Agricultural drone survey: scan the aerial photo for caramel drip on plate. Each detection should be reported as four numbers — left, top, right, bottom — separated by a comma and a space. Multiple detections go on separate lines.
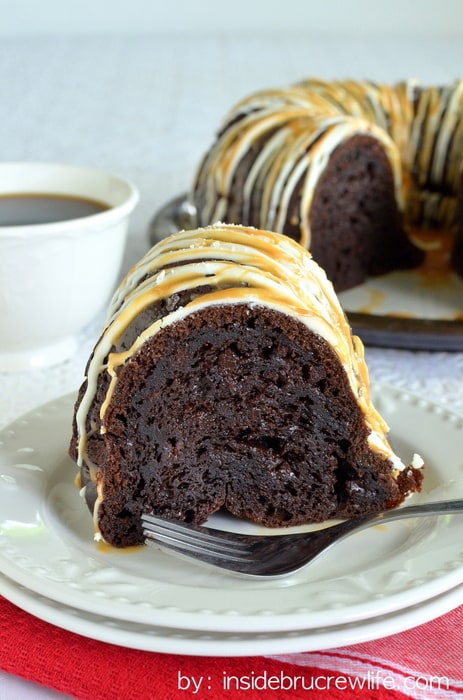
406, 226, 454, 275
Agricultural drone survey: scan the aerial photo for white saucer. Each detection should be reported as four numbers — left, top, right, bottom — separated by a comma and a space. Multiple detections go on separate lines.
2, 572, 462, 656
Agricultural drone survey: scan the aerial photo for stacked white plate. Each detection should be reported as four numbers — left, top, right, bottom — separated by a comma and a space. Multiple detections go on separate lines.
1, 385, 462, 656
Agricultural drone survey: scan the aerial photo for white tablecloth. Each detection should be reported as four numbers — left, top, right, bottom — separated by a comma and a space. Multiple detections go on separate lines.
1, 33, 463, 698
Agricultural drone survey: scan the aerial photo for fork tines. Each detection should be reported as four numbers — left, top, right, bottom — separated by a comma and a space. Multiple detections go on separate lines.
141, 513, 252, 562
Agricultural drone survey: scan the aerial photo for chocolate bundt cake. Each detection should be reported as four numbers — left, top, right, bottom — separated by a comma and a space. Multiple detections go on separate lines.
69, 224, 423, 548
192, 78, 463, 291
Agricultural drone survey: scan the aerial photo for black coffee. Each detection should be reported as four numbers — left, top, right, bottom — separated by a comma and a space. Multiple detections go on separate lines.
0, 193, 109, 226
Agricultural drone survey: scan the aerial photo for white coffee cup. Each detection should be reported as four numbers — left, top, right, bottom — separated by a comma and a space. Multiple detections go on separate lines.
0, 162, 139, 372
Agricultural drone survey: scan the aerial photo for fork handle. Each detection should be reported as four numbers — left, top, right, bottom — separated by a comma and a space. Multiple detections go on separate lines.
348, 498, 463, 531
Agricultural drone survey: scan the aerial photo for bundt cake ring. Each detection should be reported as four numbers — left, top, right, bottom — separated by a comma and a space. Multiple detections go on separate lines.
191, 78, 463, 293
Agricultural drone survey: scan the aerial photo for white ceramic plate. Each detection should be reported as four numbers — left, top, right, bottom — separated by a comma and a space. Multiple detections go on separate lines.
2, 571, 462, 656
0, 386, 463, 634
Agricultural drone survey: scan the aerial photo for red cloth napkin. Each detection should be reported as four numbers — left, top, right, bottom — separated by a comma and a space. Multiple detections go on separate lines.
1, 596, 462, 700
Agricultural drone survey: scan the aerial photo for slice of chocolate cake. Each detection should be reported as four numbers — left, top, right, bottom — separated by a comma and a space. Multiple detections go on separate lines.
69, 224, 423, 547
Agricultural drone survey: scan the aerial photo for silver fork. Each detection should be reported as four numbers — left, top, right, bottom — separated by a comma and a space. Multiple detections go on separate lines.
142, 498, 463, 578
